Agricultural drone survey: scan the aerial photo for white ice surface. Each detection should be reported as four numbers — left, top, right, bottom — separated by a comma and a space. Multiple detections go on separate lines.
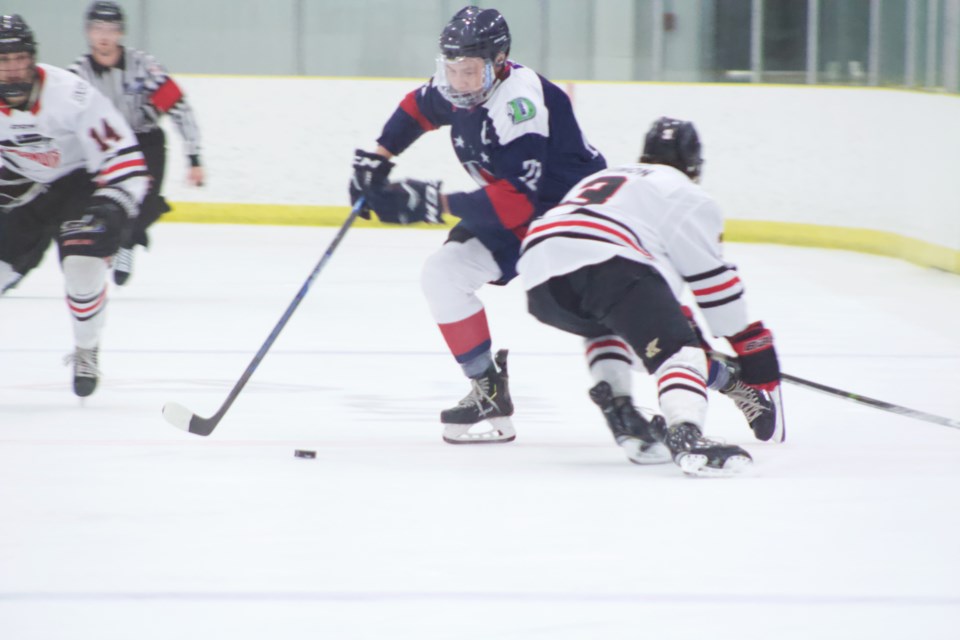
1, 224, 959, 639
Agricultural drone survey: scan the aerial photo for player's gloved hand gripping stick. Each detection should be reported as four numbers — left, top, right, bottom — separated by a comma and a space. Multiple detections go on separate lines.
161, 198, 366, 436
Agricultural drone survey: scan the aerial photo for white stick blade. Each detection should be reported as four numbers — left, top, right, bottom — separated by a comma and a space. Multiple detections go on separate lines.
162, 402, 196, 431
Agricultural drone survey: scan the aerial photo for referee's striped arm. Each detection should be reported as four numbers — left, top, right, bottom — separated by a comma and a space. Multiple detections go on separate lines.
135, 50, 202, 161
69, 50, 202, 163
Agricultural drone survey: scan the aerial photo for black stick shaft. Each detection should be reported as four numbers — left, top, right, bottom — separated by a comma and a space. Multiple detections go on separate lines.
779, 371, 960, 430
712, 353, 959, 430
187, 202, 364, 436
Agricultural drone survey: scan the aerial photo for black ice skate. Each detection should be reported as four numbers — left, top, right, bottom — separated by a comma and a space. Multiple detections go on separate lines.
65, 346, 100, 398
718, 362, 786, 442
588, 382, 670, 465
441, 349, 516, 444
113, 246, 134, 286
663, 422, 752, 477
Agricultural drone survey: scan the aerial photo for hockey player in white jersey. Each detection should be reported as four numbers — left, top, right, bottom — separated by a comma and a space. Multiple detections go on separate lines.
0, 14, 148, 397
70, 1, 204, 285
518, 118, 783, 477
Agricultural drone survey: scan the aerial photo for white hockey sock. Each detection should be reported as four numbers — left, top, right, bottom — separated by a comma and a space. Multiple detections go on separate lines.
63, 255, 109, 349
584, 335, 633, 396
655, 346, 709, 427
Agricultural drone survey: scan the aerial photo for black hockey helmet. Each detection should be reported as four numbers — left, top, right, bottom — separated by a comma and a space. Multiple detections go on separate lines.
86, 1, 125, 28
0, 14, 36, 55
0, 14, 38, 105
439, 6, 511, 63
640, 117, 703, 180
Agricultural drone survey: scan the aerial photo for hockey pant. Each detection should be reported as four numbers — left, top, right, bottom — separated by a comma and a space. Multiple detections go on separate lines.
421, 235, 502, 378
526, 256, 709, 428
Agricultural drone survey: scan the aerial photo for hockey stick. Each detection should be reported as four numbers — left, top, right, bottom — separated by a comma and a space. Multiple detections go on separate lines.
778, 370, 960, 430
161, 199, 365, 436
713, 354, 960, 430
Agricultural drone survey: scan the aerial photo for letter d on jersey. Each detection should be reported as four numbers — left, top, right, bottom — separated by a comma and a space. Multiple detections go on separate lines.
508, 97, 536, 124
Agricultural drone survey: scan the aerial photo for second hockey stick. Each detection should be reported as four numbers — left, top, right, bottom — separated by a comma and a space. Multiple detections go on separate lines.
778, 370, 960, 430
713, 353, 960, 430
161, 198, 365, 436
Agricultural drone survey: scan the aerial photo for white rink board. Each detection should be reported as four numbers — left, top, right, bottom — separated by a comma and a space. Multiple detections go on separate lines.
160, 77, 960, 250
1, 224, 959, 639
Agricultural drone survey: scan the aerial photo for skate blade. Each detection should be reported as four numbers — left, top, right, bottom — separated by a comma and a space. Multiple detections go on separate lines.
619, 439, 671, 465
442, 416, 516, 445
678, 453, 753, 477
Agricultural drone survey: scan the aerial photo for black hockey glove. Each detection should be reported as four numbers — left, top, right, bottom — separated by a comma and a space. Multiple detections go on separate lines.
59, 196, 128, 258
366, 179, 444, 225
349, 149, 394, 219
727, 321, 780, 392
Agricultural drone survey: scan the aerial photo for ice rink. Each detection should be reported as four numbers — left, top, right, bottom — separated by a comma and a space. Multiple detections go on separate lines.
2, 222, 959, 639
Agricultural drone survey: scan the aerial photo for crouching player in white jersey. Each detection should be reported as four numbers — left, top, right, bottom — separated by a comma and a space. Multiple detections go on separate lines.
0, 15, 148, 397
517, 118, 784, 477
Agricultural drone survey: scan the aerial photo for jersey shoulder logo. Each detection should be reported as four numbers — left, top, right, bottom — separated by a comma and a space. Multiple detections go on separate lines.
507, 97, 536, 124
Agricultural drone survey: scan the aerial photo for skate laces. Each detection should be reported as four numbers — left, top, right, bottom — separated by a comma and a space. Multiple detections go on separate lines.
64, 348, 100, 378
667, 422, 727, 451
114, 247, 134, 272
722, 379, 769, 424
456, 376, 496, 415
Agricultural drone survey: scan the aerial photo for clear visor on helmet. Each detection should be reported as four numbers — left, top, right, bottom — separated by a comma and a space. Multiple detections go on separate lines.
434, 55, 497, 109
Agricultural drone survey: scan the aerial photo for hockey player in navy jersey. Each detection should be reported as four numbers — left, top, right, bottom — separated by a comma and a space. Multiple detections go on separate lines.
0, 14, 148, 397
518, 118, 784, 477
71, 1, 204, 286
350, 6, 606, 444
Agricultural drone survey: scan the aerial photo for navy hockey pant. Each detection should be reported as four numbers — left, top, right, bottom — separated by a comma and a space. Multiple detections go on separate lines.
526, 257, 699, 373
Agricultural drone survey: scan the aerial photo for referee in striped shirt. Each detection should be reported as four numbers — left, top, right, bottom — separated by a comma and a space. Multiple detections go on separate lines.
70, 1, 204, 285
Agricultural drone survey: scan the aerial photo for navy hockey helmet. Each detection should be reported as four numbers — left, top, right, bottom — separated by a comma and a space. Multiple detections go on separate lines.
436, 6, 511, 108
86, 1, 125, 29
640, 117, 703, 180
439, 6, 511, 63
0, 15, 38, 105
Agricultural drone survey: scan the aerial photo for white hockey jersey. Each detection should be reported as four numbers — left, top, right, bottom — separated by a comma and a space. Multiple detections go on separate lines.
518, 163, 749, 338
0, 63, 148, 216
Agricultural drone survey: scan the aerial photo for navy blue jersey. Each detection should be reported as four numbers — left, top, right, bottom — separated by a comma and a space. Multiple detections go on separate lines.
377, 61, 605, 280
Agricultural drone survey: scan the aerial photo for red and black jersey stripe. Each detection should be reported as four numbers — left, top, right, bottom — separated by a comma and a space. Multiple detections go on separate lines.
523, 208, 654, 260
684, 265, 744, 309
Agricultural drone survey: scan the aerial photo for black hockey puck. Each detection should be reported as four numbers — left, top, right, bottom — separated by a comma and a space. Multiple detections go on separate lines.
294, 449, 316, 459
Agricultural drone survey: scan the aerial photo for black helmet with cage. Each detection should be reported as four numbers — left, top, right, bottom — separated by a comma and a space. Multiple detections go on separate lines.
640, 117, 704, 180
